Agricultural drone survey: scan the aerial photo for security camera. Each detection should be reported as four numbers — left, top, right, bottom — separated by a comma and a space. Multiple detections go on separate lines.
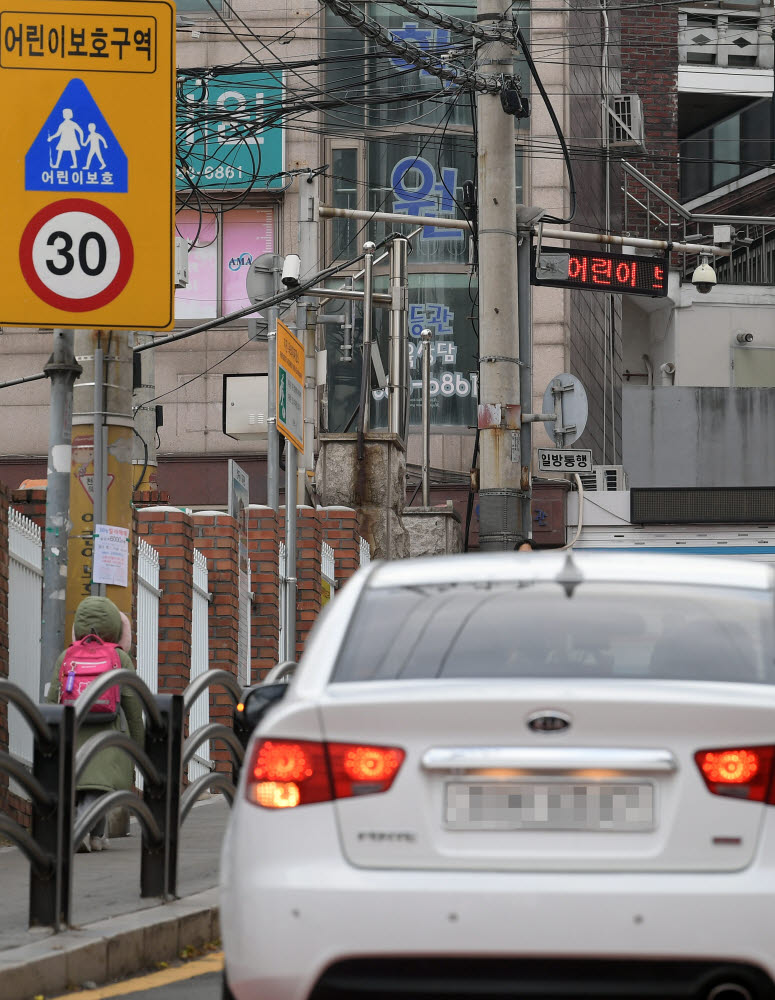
281, 254, 301, 288
736, 331, 754, 344
691, 255, 717, 295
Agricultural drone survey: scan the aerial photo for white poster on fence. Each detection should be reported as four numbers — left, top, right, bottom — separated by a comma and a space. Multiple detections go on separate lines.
93, 524, 130, 587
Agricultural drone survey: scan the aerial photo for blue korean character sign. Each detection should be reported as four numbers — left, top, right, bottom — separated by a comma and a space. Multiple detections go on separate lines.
391, 155, 464, 239
389, 22, 452, 79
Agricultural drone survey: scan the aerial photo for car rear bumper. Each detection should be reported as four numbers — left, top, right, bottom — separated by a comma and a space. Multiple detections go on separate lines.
221, 851, 775, 1000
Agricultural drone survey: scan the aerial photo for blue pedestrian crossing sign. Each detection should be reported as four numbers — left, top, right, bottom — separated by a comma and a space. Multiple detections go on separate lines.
25, 78, 128, 194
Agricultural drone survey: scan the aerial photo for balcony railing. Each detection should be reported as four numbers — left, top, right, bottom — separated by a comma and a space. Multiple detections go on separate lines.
622, 160, 775, 285
679, 7, 773, 70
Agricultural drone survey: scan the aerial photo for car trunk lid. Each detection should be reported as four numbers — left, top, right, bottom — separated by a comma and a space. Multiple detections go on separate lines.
316, 679, 772, 873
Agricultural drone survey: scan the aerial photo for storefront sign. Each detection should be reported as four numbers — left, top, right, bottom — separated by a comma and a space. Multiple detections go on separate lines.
177, 71, 285, 191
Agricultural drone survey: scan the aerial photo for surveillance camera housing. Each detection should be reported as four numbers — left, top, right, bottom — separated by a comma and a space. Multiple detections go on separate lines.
281, 254, 301, 288
691, 258, 717, 295
736, 331, 754, 344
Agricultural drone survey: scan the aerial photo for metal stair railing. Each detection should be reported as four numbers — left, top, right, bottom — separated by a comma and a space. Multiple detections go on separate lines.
622, 160, 775, 285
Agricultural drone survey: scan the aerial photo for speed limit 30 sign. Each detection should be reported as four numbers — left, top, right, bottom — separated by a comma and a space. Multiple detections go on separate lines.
0, 0, 174, 329
20, 199, 133, 312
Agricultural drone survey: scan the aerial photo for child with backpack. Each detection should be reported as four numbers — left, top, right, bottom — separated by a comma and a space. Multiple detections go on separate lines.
46, 596, 145, 853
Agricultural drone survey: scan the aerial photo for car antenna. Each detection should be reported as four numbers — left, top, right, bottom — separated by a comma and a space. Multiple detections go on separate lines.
555, 551, 583, 598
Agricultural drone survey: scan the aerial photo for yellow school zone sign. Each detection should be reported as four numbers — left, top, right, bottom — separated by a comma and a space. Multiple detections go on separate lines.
0, 0, 174, 329
276, 319, 305, 452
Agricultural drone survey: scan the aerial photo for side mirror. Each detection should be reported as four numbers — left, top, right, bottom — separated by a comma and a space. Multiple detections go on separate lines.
234, 683, 289, 747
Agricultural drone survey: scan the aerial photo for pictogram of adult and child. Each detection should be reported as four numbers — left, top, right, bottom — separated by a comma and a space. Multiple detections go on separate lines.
48, 107, 108, 170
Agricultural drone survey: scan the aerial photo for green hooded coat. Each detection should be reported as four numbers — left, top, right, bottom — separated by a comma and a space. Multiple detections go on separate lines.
46, 596, 145, 792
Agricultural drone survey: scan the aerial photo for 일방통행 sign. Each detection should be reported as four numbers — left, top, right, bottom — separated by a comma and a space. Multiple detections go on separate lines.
536, 448, 593, 475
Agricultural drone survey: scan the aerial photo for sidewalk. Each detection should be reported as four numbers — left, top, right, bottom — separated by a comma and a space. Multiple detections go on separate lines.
0, 795, 230, 1000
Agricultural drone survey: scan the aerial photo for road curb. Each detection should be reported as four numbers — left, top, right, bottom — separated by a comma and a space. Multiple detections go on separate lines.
0, 888, 220, 1000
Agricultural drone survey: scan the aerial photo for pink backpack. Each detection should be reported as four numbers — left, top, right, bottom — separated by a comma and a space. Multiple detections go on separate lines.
59, 633, 122, 721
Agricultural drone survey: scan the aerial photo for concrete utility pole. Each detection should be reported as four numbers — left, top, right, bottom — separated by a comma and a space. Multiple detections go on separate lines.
132, 333, 159, 492
298, 172, 320, 503
476, 0, 522, 551
67, 330, 135, 639
40, 330, 82, 699
266, 259, 283, 512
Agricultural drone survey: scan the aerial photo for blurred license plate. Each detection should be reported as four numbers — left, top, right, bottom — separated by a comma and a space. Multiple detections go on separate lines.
445, 781, 654, 832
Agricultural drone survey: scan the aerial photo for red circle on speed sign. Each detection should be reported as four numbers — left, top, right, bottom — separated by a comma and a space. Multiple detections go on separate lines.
19, 199, 134, 312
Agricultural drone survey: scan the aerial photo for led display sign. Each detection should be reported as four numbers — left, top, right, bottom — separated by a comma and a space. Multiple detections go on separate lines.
531, 246, 668, 298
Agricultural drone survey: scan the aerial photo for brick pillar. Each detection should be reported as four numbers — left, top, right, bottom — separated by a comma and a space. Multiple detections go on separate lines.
135, 506, 194, 693
319, 506, 363, 590
10, 488, 47, 529
192, 512, 239, 772
295, 507, 322, 658
133, 489, 171, 509
0, 483, 9, 820
620, 0, 679, 236
248, 505, 280, 683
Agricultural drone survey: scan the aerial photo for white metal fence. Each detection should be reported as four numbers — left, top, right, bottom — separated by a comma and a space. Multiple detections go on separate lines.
278, 541, 287, 661
135, 539, 160, 791
188, 549, 212, 782
238, 558, 251, 687
321, 542, 335, 606
359, 536, 371, 566
8, 508, 43, 765
136, 539, 160, 695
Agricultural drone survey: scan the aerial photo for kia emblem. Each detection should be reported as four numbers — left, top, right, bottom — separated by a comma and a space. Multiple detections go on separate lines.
527, 710, 571, 733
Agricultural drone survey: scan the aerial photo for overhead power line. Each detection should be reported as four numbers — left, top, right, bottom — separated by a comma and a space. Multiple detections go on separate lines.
318, 0, 508, 93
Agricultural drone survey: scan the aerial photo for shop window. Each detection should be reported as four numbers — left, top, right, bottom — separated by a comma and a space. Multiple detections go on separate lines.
176, 0, 224, 16
174, 207, 275, 320
325, 272, 479, 429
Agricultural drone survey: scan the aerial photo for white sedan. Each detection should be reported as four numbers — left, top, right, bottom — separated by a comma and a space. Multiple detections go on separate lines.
221, 551, 775, 1000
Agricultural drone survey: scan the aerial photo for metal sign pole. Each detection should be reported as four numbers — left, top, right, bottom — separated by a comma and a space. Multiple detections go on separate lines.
284, 444, 297, 662
421, 328, 432, 507
92, 337, 105, 597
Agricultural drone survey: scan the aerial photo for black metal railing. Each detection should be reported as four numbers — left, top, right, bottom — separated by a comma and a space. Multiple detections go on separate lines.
0, 668, 246, 930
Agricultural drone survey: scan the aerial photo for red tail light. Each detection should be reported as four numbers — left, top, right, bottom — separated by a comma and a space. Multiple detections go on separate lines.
695, 745, 775, 804
245, 739, 405, 809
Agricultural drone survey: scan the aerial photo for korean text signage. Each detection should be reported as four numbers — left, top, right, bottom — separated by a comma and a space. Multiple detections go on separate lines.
177, 72, 284, 192
276, 319, 304, 452
537, 448, 592, 475
0, 0, 175, 329
532, 246, 668, 298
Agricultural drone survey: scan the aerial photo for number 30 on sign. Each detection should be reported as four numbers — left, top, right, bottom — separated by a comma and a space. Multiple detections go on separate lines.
19, 199, 134, 312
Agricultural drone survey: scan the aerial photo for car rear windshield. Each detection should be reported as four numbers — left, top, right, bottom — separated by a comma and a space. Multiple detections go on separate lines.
332, 581, 775, 683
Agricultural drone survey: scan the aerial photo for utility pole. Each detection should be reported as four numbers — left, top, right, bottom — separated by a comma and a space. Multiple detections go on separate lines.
266, 258, 283, 512
476, 0, 522, 551
67, 330, 135, 639
40, 330, 82, 699
132, 333, 159, 492
298, 171, 320, 503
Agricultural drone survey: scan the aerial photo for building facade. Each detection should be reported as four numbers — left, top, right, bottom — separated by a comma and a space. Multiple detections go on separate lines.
0, 0, 622, 535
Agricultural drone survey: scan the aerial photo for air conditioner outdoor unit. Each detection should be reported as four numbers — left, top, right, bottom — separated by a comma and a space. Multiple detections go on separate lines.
607, 95, 645, 151
578, 465, 627, 491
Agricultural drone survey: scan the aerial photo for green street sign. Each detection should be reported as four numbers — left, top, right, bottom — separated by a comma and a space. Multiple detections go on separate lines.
177, 72, 285, 191
278, 368, 287, 424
